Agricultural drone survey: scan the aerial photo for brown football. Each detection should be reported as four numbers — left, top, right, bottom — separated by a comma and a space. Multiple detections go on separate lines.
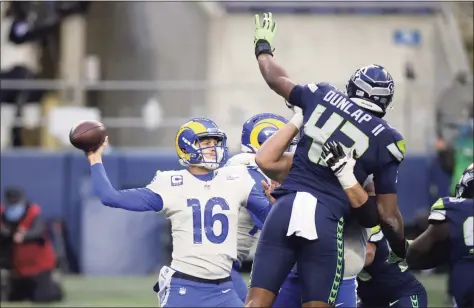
69, 120, 106, 152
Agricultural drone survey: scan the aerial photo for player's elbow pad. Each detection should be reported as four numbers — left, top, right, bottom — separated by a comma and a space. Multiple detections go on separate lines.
353, 196, 379, 228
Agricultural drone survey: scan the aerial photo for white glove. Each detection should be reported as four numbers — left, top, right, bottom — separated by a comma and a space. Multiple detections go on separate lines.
321, 141, 358, 190
289, 106, 304, 129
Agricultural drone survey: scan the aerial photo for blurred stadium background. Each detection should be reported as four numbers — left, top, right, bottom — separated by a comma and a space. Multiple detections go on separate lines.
0, 1, 472, 307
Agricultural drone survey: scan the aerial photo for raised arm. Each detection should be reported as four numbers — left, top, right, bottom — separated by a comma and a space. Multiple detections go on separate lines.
87, 137, 163, 212
254, 13, 296, 102
255, 110, 303, 183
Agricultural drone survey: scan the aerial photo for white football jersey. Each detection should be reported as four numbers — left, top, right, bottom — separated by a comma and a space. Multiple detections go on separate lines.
225, 153, 270, 265
147, 166, 256, 279
343, 174, 374, 278
343, 217, 369, 279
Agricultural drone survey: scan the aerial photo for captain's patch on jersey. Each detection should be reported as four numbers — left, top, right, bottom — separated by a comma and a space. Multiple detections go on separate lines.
171, 175, 184, 186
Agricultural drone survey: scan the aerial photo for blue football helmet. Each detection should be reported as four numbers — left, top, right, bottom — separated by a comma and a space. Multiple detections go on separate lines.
455, 163, 474, 198
241, 113, 297, 153
175, 118, 228, 170
346, 64, 395, 116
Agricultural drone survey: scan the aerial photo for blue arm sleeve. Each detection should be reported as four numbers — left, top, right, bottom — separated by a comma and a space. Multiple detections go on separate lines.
288, 85, 305, 108
91, 163, 163, 212
245, 168, 271, 227
288, 83, 322, 110
373, 161, 400, 194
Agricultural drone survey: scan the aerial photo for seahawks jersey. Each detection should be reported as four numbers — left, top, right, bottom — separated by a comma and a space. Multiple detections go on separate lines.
357, 226, 425, 305
146, 166, 256, 279
280, 83, 405, 218
429, 197, 474, 307
226, 153, 269, 265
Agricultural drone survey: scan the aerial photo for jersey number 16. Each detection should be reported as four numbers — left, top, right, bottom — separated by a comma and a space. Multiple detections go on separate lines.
187, 197, 229, 244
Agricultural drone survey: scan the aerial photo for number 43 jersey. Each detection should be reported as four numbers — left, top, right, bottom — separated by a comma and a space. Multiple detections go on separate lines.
282, 82, 406, 218
147, 165, 256, 280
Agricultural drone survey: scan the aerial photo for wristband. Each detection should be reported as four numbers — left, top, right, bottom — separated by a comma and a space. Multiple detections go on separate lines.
255, 39, 273, 58
289, 113, 304, 129
337, 172, 358, 190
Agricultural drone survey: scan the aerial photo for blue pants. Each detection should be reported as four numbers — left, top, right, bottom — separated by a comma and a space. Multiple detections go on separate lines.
358, 292, 428, 308
230, 268, 248, 303
273, 273, 357, 308
250, 192, 345, 304
158, 277, 243, 307
388, 293, 428, 308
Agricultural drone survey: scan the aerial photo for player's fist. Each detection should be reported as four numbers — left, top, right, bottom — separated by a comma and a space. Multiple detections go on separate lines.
86, 136, 109, 164
254, 12, 277, 58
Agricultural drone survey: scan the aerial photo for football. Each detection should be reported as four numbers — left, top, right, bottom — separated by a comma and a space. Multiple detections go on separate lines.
69, 120, 106, 152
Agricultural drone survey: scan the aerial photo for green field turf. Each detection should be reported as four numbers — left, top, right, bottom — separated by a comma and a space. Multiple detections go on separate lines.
2, 273, 448, 307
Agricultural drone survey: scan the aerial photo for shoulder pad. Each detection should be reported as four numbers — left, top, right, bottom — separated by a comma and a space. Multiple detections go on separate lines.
384, 127, 406, 162
368, 225, 384, 242
299, 82, 333, 94
315, 82, 332, 89
428, 198, 447, 222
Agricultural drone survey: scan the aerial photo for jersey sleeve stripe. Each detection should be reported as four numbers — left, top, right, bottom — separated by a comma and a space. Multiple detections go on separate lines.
369, 226, 383, 242
428, 209, 447, 221
386, 143, 404, 162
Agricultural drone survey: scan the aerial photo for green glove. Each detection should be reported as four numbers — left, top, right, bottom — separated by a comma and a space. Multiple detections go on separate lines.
254, 12, 277, 58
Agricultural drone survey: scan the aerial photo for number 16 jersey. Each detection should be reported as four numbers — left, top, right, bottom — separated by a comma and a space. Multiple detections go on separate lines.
281, 82, 405, 218
147, 166, 256, 279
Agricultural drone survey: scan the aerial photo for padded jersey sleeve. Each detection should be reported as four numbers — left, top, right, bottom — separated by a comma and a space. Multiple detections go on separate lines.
246, 167, 271, 228
373, 127, 406, 194
288, 83, 328, 110
368, 225, 384, 244
242, 167, 272, 225
428, 198, 448, 222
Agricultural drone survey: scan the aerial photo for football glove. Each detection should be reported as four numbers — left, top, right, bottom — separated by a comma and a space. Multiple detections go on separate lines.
254, 12, 277, 58
321, 141, 358, 189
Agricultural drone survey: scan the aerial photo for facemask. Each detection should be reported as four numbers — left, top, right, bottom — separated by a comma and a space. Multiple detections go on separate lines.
4, 203, 27, 222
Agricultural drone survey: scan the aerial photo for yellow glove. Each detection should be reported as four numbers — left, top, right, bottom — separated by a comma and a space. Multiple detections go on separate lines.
254, 12, 277, 58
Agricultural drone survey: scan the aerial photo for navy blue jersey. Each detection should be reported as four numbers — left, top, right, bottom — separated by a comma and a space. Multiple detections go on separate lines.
429, 197, 474, 307
357, 226, 425, 305
279, 83, 405, 218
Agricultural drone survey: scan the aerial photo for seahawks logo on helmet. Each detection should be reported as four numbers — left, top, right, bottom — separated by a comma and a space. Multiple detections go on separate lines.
455, 163, 474, 198
346, 64, 395, 116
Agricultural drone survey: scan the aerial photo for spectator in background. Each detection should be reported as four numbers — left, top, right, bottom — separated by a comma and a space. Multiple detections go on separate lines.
450, 112, 474, 194
0, 187, 63, 303
0, 1, 60, 147
435, 72, 473, 191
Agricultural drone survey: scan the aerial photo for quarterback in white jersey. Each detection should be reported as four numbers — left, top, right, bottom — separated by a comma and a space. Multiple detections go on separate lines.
249, 107, 371, 308
226, 113, 297, 302
85, 118, 271, 307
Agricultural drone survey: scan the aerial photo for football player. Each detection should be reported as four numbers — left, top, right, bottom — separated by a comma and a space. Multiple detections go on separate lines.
225, 112, 299, 302
407, 163, 474, 308
86, 118, 271, 307
251, 109, 371, 308
247, 13, 408, 307
321, 142, 427, 308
